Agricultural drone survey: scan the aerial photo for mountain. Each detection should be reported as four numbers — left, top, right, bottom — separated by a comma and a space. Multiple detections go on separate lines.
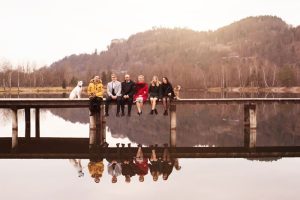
3, 15, 300, 88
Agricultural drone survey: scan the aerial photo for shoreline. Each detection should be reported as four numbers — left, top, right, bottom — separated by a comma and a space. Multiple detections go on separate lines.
1, 86, 300, 94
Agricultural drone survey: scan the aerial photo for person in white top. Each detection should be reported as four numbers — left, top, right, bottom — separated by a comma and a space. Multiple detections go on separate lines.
105, 74, 122, 117
108, 161, 122, 183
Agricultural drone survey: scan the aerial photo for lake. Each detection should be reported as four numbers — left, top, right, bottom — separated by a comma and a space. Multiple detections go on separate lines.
0, 92, 300, 200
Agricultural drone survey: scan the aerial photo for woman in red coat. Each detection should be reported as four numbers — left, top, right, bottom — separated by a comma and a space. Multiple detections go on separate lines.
133, 75, 148, 115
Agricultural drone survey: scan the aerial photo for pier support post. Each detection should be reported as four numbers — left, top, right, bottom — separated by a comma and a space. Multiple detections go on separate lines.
170, 104, 177, 147
35, 108, 40, 138
89, 104, 103, 150
100, 105, 106, 144
244, 104, 257, 148
89, 112, 97, 149
12, 109, 18, 152
95, 107, 102, 145
25, 108, 31, 139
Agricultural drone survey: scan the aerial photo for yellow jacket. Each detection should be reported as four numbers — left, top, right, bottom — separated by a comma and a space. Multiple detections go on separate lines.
88, 81, 104, 97
88, 161, 104, 178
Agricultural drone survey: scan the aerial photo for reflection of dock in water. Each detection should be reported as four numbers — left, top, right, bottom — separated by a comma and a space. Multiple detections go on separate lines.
1, 98, 300, 159
0, 137, 300, 159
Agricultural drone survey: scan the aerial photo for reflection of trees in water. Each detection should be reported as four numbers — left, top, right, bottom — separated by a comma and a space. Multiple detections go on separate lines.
46, 104, 300, 146
49, 108, 89, 124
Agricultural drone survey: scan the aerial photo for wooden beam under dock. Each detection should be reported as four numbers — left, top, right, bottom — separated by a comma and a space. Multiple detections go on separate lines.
0, 137, 300, 159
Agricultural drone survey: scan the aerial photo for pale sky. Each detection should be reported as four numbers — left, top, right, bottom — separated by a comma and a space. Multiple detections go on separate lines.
1, 0, 300, 67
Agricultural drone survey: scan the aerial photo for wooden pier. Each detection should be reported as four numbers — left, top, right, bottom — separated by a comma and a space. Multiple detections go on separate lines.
1, 98, 300, 159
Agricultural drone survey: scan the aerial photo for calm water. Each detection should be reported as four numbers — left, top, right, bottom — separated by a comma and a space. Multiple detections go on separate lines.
0, 92, 300, 199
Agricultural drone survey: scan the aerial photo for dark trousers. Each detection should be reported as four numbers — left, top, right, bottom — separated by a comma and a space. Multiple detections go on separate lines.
121, 97, 133, 114
89, 97, 103, 114
105, 96, 121, 114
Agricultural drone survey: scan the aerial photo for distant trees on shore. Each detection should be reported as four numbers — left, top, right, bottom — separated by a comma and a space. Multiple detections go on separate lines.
1, 16, 300, 90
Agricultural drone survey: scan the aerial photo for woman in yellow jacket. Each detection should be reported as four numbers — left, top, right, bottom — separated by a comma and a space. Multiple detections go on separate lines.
88, 76, 104, 115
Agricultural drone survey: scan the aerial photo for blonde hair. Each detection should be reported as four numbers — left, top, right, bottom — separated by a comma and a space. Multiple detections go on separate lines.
151, 76, 161, 86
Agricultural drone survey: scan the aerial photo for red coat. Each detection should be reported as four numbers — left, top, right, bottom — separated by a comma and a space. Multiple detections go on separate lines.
134, 158, 149, 175
133, 82, 148, 102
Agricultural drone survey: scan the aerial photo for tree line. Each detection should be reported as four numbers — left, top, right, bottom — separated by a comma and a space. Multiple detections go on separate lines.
1, 15, 300, 89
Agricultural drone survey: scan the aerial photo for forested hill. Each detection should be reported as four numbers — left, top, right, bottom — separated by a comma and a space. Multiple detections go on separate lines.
4, 15, 300, 88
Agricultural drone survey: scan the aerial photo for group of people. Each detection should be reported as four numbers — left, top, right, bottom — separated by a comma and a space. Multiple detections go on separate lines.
70, 144, 181, 183
87, 74, 176, 116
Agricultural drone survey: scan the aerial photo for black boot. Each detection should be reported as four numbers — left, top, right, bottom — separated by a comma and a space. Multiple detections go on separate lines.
150, 110, 154, 115
154, 109, 158, 115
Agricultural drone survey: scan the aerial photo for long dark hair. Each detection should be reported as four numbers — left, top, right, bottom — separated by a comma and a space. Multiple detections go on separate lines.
162, 77, 171, 85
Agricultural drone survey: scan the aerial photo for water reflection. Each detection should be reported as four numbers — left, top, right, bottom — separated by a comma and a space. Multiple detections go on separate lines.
72, 143, 182, 183
42, 104, 300, 147
69, 159, 84, 177
1, 104, 300, 146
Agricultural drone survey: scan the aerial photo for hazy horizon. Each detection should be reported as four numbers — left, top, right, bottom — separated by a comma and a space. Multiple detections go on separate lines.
1, 0, 300, 67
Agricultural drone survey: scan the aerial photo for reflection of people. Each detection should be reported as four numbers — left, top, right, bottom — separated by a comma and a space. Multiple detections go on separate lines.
108, 161, 122, 184
148, 76, 161, 115
69, 159, 84, 177
149, 145, 162, 181
133, 75, 148, 116
88, 160, 104, 183
134, 145, 148, 182
173, 158, 182, 171
161, 77, 175, 116
107, 143, 122, 183
121, 74, 135, 117
105, 74, 122, 117
121, 143, 136, 183
162, 144, 174, 181
88, 76, 104, 116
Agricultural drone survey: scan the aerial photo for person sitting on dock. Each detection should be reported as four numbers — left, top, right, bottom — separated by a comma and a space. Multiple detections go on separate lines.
148, 76, 162, 115
121, 74, 136, 117
88, 159, 104, 183
105, 74, 122, 117
134, 144, 149, 182
87, 76, 104, 116
133, 75, 148, 116
161, 77, 175, 116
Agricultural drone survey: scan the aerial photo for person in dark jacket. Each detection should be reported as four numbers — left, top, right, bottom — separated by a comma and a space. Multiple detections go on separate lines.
149, 144, 162, 181
148, 76, 162, 115
161, 144, 174, 181
121, 74, 135, 117
120, 143, 136, 183
161, 77, 175, 116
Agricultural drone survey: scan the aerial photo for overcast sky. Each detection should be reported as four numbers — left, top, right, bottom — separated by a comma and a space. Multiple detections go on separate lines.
1, 0, 300, 67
